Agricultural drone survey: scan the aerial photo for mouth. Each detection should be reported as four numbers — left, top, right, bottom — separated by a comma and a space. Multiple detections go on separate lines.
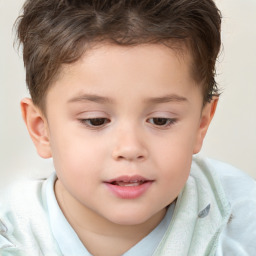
106, 175, 152, 186
104, 175, 153, 199
110, 180, 148, 187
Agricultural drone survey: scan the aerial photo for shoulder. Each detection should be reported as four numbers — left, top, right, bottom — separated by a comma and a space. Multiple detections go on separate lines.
192, 156, 256, 203
0, 177, 46, 217
192, 156, 256, 255
0, 177, 46, 219
0, 177, 57, 255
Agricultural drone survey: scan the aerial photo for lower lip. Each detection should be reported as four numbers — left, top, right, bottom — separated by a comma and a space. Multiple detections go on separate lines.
105, 181, 153, 199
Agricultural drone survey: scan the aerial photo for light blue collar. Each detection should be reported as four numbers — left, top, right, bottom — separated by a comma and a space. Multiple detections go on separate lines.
45, 174, 175, 256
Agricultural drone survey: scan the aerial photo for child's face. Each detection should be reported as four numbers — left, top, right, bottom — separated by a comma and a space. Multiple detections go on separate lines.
24, 43, 215, 226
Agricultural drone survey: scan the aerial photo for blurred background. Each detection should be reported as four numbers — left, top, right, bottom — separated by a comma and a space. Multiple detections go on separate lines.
0, 0, 255, 190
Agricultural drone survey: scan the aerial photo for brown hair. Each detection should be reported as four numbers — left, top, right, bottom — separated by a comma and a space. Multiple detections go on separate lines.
16, 0, 221, 111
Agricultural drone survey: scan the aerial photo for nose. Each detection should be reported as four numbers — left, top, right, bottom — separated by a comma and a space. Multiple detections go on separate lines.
112, 126, 148, 162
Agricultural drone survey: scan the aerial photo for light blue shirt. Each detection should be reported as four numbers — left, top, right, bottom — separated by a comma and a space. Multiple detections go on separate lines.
45, 173, 175, 256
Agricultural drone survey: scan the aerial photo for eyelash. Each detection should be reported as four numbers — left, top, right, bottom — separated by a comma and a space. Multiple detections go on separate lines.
147, 117, 177, 128
79, 118, 111, 128
79, 117, 177, 129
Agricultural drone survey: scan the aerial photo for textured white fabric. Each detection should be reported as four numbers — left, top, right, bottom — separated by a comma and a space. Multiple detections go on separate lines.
152, 157, 256, 256
153, 157, 232, 255
0, 179, 62, 256
0, 157, 255, 256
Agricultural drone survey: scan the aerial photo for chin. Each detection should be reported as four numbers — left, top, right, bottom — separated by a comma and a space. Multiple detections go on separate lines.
106, 208, 158, 226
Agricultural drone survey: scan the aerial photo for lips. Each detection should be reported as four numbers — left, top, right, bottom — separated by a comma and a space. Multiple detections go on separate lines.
104, 175, 153, 199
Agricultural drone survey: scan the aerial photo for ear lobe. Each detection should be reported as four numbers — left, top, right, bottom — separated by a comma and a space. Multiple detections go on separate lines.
193, 97, 218, 154
20, 98, 52, 159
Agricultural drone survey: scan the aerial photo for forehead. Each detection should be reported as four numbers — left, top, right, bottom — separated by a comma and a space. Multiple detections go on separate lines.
60, 42, 193, 83
46, 43, 199, 109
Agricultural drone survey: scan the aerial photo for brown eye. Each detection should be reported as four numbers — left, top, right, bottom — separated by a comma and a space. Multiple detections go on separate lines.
80, 118, 110, 127
151, 118, 168, 126
147, 117, 177, 127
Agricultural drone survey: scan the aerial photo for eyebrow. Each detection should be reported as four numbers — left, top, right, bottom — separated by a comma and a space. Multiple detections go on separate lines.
144, 94, 188, 104
68, 93, 188, 105
68, 94, 114, 104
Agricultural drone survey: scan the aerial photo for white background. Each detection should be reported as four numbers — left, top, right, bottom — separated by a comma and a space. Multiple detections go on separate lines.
0, 0, 255, 189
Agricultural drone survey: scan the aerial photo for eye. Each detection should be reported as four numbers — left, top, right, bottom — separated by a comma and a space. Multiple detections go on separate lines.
147, 117, 177, 127
80, 118, 110, 127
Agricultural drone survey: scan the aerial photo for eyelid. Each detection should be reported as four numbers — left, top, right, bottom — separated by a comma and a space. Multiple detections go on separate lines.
146, 111, 178, 129
147, 117, 177, 126
77, 110, 109, 117
79, 117, 111, 129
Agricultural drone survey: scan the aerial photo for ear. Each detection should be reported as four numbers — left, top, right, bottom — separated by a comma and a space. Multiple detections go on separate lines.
193, 97, 218, 154
20, 98, 52, 159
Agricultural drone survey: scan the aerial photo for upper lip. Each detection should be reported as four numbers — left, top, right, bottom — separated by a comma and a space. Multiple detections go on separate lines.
105, 175, 153, 184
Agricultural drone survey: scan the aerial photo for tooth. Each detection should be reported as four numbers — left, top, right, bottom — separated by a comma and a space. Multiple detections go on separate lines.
110, 180, 147, 186
123, 182, 140, 187
116, 181, 141, 187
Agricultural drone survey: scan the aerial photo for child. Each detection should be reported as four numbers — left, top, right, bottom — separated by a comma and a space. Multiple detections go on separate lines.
1, 0, 255, 255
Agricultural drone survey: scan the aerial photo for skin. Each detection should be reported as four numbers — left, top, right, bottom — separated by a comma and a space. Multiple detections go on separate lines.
21, 43, 217, 256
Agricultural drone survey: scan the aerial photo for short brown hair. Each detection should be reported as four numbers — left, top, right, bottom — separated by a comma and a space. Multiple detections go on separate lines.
16, 0, 221, 111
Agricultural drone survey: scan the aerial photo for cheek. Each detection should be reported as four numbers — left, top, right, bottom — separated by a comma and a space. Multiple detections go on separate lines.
51, 137, 103, 202
152, 126, 197, 166
150, 126, 197, 192
157, 153, 192, 205
158, 148, 192, 187
49, 128, 106, 181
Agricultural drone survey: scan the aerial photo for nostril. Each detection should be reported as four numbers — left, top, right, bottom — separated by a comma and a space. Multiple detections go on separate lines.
112, 152, 146, 161
111, 141, 148, 161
